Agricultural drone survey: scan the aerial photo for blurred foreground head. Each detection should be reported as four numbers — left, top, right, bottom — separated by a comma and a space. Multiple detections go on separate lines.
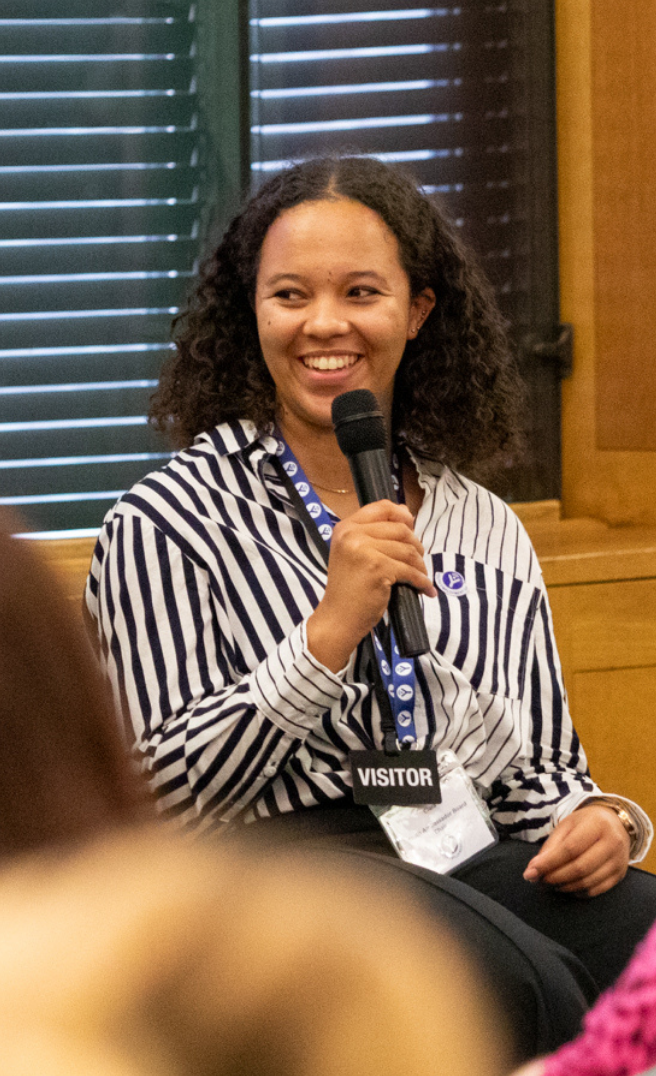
0, 511, 148, 858
0, 829, 511, 1076
0, 511, 510, 1075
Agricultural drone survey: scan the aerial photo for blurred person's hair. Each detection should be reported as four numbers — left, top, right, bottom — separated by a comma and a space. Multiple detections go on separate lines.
0, 828, 511, 1076
0, 510, 150, 859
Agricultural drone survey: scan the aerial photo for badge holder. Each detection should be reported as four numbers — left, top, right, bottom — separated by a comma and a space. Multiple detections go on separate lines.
371, 751, 498, 874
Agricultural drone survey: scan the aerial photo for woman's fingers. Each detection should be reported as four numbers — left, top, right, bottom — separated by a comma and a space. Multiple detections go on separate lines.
329, 512, 434, 594
332, 519, 426, 559
523, 805, 631, 897
330, 502, 429, 570
539, 841, 617, 892
348, 499, 415, 525
306, 499, 436, 670
332, 529, 433, 589
556, 861, 623, 897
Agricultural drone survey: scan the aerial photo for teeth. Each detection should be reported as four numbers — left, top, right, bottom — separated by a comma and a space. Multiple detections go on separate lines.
303, 354, 358, 371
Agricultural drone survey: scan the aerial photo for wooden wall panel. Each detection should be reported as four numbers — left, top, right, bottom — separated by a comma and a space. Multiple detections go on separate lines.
547, 578, 656, 678
543, 529, 656, 877
39, 537, 96, 612
571, 667, 656, 874
556, 0, 656, 525
591, 5, 656, 450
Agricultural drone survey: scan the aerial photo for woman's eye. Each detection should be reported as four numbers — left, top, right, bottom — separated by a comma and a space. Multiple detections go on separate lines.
274, 289, 302, 301
349, 286, 379, 299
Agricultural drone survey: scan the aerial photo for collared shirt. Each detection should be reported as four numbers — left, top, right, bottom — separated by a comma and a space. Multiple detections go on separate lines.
85, 420, 651, 856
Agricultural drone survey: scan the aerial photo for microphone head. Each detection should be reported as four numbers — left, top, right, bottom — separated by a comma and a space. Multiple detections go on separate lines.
331, 390, 387, 456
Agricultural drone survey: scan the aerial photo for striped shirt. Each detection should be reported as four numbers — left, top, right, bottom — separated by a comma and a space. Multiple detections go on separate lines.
85, 420, 649, 852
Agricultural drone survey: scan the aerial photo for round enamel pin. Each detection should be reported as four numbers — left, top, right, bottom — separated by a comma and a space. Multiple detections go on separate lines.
436, 569, 467, 597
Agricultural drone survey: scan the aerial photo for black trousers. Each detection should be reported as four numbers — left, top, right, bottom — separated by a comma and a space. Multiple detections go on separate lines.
453, 837, 656, 992
231, 805, 656, 1064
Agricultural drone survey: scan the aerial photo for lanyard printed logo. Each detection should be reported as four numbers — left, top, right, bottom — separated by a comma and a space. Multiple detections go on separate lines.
371, 633, 417, 745
274, 434, 418, 745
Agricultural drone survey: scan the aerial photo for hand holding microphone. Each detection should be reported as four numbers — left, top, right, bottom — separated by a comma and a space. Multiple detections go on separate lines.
306, 390, 434, 671
331, 389, 432, 658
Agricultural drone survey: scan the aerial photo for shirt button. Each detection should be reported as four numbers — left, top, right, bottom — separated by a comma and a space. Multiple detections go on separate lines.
263, 763, 277, 778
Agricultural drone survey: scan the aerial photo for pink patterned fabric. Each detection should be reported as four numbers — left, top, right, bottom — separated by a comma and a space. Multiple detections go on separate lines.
544, 921, 656, 1076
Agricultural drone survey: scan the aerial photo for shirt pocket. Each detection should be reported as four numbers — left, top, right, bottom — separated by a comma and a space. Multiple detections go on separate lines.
425, 553, 541, 701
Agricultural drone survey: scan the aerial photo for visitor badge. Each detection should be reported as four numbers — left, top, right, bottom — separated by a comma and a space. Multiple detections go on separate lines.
350, 749, 441, 806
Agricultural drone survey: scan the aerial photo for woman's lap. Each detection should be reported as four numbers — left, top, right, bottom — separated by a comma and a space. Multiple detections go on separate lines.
453, 838, 656, 991
266, 809, 656, 991
329, 842, 597, 1062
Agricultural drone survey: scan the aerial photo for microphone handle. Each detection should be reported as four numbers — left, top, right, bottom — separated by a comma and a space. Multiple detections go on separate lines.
346, 451, 430, 658
389, 584, 430, 658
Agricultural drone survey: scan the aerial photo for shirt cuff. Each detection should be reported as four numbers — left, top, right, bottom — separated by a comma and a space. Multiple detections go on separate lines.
250, 621, 346, 736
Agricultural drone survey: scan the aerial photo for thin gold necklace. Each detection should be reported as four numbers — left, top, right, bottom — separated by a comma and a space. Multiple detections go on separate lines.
307, 477, 354, 495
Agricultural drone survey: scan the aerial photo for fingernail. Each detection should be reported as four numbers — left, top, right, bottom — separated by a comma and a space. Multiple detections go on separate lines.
523, 867, 539, 882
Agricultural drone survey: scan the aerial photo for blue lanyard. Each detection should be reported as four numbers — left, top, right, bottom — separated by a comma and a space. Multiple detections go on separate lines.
273, 433, 418, 747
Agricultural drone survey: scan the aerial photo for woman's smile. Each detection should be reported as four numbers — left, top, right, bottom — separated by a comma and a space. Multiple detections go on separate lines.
300, 351, 360, 372
301, 350, 359, 376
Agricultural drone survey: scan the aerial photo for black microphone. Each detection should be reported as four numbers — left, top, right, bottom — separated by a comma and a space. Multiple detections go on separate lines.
331, 389, 430, 658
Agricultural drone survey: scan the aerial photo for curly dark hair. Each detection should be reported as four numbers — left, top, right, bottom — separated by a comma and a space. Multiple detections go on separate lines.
150, 155, 523, 476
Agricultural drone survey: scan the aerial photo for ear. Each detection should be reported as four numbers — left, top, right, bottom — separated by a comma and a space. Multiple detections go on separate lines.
407, 288, 436, 339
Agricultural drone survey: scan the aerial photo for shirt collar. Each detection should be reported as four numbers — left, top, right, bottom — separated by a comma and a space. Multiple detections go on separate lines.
193, 419, 278, 459
193, 419, 444, 483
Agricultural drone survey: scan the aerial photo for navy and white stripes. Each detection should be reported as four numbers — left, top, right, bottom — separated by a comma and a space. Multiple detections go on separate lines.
87, 419, 602, 839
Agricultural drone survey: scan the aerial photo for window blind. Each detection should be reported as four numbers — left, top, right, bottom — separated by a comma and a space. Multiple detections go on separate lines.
249, 1, 562, 499
0, 0, 201, 537
250, 2, 530, 328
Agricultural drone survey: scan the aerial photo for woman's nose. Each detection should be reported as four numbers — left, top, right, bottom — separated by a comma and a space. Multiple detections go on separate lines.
302, 297, 350, 338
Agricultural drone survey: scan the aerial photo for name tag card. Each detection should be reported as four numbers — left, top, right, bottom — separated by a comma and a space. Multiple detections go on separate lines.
350, 749, 441, 806
372, 752, 498, 874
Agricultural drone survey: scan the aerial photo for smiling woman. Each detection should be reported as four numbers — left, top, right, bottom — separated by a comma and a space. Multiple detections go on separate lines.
253, 196, 435, 525
86, 154, 656, 1063
254, 197, 435, 435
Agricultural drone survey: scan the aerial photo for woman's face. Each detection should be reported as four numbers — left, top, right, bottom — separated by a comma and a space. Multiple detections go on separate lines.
254, 196, 434, 439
